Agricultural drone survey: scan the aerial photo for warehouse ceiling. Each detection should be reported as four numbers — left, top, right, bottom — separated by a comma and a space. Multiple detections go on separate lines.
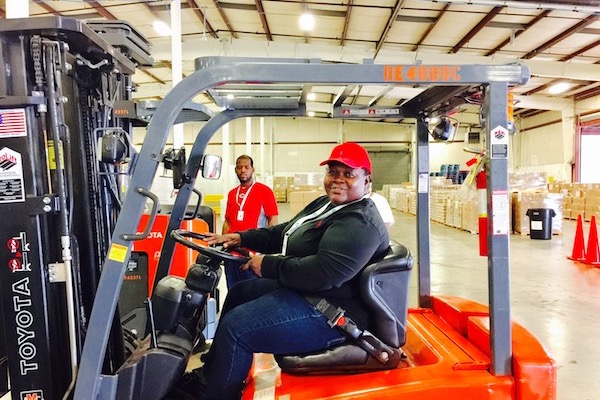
3, 0, 600, 126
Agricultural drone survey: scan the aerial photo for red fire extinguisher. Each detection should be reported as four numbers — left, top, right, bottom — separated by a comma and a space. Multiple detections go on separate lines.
476, 169, 488, 256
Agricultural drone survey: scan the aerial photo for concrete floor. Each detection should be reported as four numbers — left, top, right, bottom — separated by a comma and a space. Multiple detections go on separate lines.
2, 204, 596, 400
269, 202, 599, 400
386, 209, 600, 400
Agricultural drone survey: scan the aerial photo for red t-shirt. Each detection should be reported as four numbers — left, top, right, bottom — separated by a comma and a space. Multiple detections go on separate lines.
224, 182, 279, 233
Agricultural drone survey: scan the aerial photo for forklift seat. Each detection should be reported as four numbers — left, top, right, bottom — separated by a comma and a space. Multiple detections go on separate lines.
276, 241, 413, 373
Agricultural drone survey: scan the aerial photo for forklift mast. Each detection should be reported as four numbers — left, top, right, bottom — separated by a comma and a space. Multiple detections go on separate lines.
0, 17, 152, 400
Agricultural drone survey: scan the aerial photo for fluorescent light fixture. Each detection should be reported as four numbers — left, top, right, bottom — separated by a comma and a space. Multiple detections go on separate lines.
548, 82, 570, 94
153, 20, 171, 36
307, 92, 316, 101
308, 111, 315, 117
299, 12, 315, 31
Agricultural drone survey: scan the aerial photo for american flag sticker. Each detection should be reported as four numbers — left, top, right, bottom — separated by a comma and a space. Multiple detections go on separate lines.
0, 108, 27, 138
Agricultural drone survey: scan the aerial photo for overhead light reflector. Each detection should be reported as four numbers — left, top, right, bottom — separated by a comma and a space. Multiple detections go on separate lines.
548, 82, 570, 94
153, 20, 171, 36
299, 13, 315, 31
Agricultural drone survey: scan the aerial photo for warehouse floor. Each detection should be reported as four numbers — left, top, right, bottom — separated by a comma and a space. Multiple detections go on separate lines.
381, 208, 599, 400
264, 202, 599, 400
1, 204, 596, 400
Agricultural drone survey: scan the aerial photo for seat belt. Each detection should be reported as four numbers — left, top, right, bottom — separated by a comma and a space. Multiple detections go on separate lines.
304, 296, 397, 364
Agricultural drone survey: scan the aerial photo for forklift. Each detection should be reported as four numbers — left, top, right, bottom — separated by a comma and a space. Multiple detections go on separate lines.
0, 16, 555, 400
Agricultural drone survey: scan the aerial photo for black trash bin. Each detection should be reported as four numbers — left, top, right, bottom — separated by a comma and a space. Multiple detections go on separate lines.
526, 208, 556, 240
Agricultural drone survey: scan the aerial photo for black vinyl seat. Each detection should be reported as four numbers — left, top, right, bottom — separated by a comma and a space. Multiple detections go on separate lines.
276, 240, 413, 374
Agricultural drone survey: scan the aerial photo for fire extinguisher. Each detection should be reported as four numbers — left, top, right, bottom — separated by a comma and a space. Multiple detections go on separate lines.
476, 169, 488, 256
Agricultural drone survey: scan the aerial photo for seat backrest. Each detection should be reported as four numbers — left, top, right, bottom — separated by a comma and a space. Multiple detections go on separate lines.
360, 240, 413, 348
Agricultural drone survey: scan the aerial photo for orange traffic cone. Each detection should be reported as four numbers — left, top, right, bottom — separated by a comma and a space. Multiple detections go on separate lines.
568, 214, 586, 261
584, 215, 600, 266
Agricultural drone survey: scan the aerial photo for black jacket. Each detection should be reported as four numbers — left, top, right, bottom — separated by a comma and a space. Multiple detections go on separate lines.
239, 195, 389, 329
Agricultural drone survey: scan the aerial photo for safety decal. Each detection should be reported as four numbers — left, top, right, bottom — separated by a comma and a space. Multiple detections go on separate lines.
0, 147, 25, 203
20, 389, 44, 400
0, 108, 27, 138
7, 232, 31, 273
492, 190, 510, 235
490, 125, 509, 159
109, 243, 128, 263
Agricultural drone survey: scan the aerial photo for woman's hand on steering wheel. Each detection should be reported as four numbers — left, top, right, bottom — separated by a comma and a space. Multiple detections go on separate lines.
203, 232, 242, 249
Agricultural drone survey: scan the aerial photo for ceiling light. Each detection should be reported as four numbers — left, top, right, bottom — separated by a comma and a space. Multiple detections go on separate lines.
548, 82, 570, 95
307, 92, 316, 101
299, 13, 315, 31
153, 20, 171, 36
226, 94, 234, 100
308, 111, 315, 117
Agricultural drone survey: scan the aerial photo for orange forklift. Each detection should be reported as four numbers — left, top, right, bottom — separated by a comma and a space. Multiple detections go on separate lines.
0, 16, 555, 400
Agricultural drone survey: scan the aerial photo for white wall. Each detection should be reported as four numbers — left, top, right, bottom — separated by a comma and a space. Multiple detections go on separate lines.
133, 95, 600, 205
511, 110, 574, 182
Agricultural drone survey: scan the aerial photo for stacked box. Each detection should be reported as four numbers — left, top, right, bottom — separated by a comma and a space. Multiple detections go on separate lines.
461, 199, 479, 234
289, 190, 324, 215
430, 190, 448, 223
273, 176, 289, 202
391, 187, 414, 213
445, 196, 462, 229
512, 192, 563, 235
569, 197, 585, 220
509, 171, 548, 191
584, 190, 600, 222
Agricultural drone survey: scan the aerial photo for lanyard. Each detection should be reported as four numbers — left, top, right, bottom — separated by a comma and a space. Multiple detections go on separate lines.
235, 182, 255, 212
282, 195, 367, 255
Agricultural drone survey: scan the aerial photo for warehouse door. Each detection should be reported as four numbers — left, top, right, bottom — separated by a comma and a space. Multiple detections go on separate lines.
368, 149, 411, 190
580, 125, 600, 183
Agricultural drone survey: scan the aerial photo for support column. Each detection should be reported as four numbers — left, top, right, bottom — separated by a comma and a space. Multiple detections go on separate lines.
562, 104, 576, 183
260, 117, 266, 174
223, 124, 231, 201
416, 118, 431, 308
171, 0, 184, 149
246, 117, 252, 156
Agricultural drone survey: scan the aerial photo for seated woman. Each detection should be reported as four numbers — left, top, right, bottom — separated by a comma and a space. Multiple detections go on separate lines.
200, 142, 389, 399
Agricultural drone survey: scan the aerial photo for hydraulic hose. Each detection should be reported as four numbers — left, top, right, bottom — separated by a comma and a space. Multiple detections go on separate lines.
44, 43, 79, 400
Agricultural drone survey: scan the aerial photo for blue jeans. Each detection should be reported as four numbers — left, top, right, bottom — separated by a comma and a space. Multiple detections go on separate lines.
224, 259, 257, 289
202, 278, 346, 399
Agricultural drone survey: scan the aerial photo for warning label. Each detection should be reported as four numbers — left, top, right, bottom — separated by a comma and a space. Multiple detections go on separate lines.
0, 147, 25, 203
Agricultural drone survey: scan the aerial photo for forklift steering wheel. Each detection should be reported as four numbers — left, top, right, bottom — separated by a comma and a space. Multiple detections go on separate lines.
170, 229, 250, 263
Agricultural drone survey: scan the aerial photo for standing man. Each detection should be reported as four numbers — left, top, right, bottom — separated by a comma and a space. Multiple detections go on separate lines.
222, 155, 279, 288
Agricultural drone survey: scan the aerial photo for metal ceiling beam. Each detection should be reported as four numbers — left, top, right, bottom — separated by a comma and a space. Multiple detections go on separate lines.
86, 1, 117, 20
575, 85, 600, 101
368, 86, 394, 106
333, 85, 356, 107
34, 1, 61, 16
400, 85, 475, 117
187, 0, 218, 39
374, 0, 406, 58
154, 60, 188, 79
413, 3, 449, 51
140, 69, 166, 85
212, 0, 238, 39
340, 0, 353, 46
522, 14, 600, 59
255, 0, 272, 41
450, 6, 504, 53
486, 10, 550, 57
560, 38, 600, 62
